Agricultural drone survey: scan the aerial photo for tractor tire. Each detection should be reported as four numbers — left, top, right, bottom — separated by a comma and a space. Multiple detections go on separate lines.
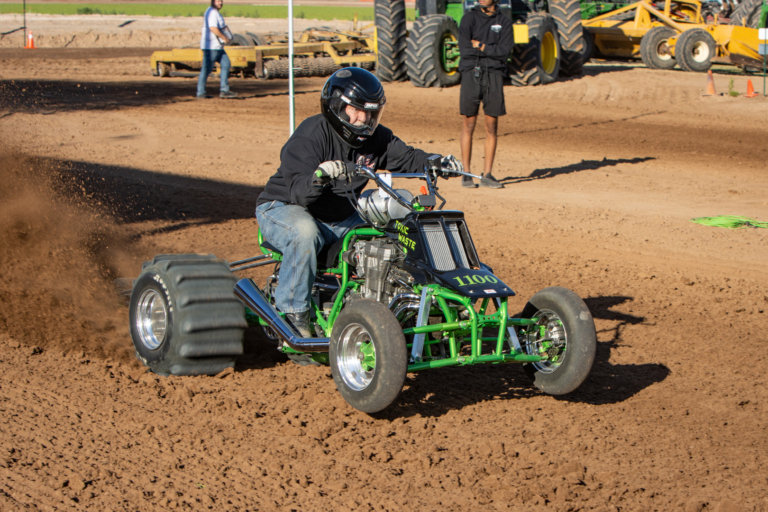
246, 31, 265, 46
729, 0, 764, 27
229, 33, 251, 46
520, 286, 596, 395
374, 0, 407, 82
330, 299, 408, 413
129, 254, 246, 376
675, 28, 716, 72
640, 26, 677, 70
405, 14, 461, 88
509, 14, 561, 86
549, 0, 585, 76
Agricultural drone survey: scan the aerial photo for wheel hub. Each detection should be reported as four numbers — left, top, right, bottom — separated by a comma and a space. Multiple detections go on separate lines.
135, 288, 168, 350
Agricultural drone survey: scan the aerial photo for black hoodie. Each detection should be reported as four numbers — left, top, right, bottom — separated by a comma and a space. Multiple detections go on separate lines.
458, 5, 515, 74
256, 114, 433, 222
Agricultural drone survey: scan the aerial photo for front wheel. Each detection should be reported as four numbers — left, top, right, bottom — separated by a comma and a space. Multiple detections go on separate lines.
405, 14, 461, 87
520, 286, 596, 395
330, 299, 407, 413
640, 26, 677, 70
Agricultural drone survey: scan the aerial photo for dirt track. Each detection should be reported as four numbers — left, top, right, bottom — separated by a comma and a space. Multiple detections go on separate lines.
1, 13, 768, 511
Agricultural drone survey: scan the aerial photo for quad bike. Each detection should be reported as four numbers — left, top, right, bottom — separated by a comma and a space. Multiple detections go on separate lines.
129, 156, 596, 413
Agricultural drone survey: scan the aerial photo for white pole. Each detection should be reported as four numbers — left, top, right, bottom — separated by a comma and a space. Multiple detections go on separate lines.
288, 0, 295, 134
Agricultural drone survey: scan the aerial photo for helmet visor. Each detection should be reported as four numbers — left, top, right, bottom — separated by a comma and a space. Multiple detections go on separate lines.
330, 94, 385, 137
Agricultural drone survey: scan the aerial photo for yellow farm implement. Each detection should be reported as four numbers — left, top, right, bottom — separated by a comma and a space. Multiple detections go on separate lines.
582, 0, 763, 72
150, 28, 376, 79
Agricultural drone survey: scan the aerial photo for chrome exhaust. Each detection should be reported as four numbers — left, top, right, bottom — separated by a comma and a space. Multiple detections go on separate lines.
234, 278, 330, 352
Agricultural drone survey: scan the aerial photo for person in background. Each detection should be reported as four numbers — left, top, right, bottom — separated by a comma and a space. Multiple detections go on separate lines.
196, 0, 237, 99
457, 0, 514, 188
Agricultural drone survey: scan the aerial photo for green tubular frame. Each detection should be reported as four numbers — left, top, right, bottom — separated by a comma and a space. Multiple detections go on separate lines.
250, 225, 547, 370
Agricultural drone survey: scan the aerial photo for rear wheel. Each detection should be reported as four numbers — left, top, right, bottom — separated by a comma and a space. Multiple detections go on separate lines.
374, 0, 407, 81
129, 254, 245, 376
520, 287, 596, 395
675, 28, 716, 72
330, 299, 407, 413
640, 26, 677, 70
549, 0, 585, 76
405, 14, 461, 88
509, 14, 561, 86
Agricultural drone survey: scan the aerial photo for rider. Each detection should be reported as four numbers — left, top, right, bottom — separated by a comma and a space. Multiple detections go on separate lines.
255, 67, 461, 337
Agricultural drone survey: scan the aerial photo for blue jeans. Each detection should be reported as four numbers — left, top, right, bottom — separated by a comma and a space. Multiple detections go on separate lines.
255, 200, 362, 314
196, 49, 231, 96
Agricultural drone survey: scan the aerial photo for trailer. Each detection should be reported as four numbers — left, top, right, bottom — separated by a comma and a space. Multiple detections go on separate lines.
582, 0, 764, 72
150, 28, 376, 80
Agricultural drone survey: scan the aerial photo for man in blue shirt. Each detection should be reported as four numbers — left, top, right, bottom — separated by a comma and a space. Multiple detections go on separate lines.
196, 0, 237, 99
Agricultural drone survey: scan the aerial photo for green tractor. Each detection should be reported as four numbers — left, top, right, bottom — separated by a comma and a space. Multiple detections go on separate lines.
374, 0, 586, 87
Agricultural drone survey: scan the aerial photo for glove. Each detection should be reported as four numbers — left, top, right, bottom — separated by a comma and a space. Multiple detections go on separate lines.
316, 160, 349, 181
440, 154, 464, 176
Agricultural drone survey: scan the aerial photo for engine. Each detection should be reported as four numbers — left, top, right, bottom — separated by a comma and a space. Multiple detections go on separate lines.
345, 239, 413, 304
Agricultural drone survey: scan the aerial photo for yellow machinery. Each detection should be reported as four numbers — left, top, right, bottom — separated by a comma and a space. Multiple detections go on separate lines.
582, 0, 763, 72
150, 27, 376, 79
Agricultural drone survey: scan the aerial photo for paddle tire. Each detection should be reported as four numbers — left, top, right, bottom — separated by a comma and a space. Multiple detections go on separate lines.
640, 26, 677, 70
675, 28, 716, 72
509, 14, 561, 86
330, 299, 408, 413
374, 0, 407, 81
549, 0, 585, 76
129, 254, 246, 376
405, 14, 461, 88
519, 287, 596, 395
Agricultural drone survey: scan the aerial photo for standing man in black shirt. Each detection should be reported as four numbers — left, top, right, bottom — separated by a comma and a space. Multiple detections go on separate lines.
458, 0, 514, 188
255, 67, 461, 337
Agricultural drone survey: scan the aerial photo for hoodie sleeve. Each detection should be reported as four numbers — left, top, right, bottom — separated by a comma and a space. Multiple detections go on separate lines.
481, 16, 515, 61
276, 124, 329, 207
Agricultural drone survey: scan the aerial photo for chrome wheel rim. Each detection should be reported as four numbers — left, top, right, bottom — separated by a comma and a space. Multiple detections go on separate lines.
522, 308, 567, 373
336, 323, 376, 391
135, 288, 168, 351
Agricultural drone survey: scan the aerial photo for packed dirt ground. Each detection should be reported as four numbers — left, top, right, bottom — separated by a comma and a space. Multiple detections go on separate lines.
1, 12, 768, 512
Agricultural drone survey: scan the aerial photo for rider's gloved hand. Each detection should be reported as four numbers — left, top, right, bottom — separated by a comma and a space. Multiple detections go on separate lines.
439, 154, 464, 176
314, 160, 353, 184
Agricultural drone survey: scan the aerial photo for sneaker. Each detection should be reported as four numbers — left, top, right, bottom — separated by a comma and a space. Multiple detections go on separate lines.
480, 174, 503, 189
462, 176, 477, 188
195, 94, 210, 99
285, 311, 312, 338
219, 90, 238, 99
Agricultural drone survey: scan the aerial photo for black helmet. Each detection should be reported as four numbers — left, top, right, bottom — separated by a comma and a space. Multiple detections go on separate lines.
321, 67, 386, 148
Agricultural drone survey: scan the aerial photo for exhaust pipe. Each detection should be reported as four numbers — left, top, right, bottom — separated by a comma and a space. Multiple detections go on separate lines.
234, 278, 330, 352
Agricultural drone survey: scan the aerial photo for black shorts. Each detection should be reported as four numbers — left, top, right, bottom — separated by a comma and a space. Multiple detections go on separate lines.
459, 68, 506, 117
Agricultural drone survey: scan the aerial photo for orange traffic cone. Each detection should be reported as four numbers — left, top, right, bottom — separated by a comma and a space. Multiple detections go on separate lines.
745, 79, 758, 98
24, 32, 35, 49
703, 69, 716, 96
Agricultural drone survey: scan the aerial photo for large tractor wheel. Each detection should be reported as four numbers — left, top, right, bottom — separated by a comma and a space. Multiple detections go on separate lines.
330, 299, 408, 413
509, 14, 561, 86
129, 254, 245, 376
729, 0, 764, 27
675, 28, 716, 72
405, 14, 461, 88
640, 26, 677, 70
520, 287, 596, 395
374, 0, 407, 82
549, 0, 585, 76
